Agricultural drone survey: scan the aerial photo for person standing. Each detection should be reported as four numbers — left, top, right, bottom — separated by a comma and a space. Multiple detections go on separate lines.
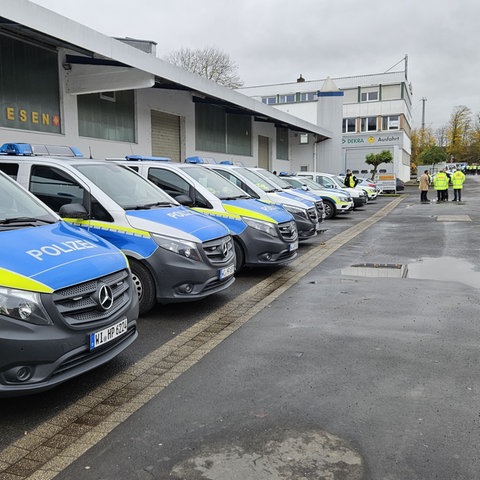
418, 170, 430, 202
451, 168, 466, 201
344, 169, 358, 188
433, 169, 449, 202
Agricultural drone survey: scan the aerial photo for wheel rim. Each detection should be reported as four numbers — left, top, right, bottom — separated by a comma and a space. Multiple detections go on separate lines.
131, 271, 143, 302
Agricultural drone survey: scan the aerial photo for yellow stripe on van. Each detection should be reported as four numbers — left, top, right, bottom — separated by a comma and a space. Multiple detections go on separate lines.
65, 219, 151, 238
192, 208, 242, 220
223, 204, 277, 224
0, 268, 53, 293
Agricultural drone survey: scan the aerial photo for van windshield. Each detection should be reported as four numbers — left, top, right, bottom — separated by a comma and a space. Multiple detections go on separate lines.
0, 172, 57, 225
235, 168, 280, 193
76, 163, 178, 209
183, 166, 251, 200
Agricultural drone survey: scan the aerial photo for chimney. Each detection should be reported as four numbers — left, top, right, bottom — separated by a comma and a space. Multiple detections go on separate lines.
296, 74, 305, 83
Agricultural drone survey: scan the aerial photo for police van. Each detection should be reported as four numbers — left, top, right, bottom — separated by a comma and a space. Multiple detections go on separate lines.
0, 169, 138, 396
0, 144, 235, 315
112, 157, 299, 271
205, 164, 326, 235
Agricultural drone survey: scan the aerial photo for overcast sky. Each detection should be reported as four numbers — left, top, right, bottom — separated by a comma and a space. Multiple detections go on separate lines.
30, 0, 480, 130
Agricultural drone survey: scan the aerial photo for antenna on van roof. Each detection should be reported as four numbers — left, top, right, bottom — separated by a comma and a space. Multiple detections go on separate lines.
89, 146, 93, 159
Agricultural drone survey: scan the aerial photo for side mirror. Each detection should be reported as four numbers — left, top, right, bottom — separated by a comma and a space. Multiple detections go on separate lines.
175, 194, 194, 207
59, 203, 88, 219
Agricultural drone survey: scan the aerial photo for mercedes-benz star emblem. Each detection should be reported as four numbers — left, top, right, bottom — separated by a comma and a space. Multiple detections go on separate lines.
98, 284, 114, 311
222, 242, 228, 257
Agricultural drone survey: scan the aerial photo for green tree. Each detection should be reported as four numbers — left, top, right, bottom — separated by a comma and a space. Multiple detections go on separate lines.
365, 149, 393, 179
164, 47, 244, 88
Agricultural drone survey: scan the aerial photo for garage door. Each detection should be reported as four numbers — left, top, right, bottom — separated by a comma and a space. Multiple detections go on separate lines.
151, 110, 181, 162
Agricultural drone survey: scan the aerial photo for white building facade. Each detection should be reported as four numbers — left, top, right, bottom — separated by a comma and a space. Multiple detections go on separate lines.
239, 70, 413, 180
0, 0, 334, 172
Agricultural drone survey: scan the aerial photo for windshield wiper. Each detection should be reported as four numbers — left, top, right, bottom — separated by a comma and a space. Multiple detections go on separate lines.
221, 195, 251, 200
126, 202, 176, 210
0, 217, 55, 225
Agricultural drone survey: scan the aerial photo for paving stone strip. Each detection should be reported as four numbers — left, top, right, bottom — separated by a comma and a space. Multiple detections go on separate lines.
0, 196, 403, 480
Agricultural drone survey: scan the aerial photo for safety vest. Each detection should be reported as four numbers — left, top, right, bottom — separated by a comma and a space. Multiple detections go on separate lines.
451, 171, 466, 188
345, 175, 356, 188
433, 172, 448, 190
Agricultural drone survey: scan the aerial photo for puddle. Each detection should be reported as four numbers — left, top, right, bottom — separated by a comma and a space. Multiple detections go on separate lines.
342, 257, 480, 290
407, 256, 480, 289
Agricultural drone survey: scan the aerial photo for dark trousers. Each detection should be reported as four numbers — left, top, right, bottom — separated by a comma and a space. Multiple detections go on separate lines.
420, 190, 429, 202
437, 189, 448, 201
453, 188, 462, 201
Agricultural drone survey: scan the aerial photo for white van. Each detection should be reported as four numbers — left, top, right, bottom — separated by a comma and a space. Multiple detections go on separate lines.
0, 143, 235, 315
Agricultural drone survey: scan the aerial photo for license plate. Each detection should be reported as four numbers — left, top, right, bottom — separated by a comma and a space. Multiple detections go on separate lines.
219, 263, 235, 280
289, 240, 298, 252
89, 318, 128, 350
315, 222, 321, 231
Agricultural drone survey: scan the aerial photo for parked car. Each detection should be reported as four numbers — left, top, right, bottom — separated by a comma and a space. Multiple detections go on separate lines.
0, 143, 236, 315
114, 158, 299, 271
278, 175, 354, 219
0, 169, 138, 396
296, 171, 368, 208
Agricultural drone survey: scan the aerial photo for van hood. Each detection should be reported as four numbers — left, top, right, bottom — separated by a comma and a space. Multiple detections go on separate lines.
126, 205, 229, 242
223, 198, 293, 223
0, 222, 127, 293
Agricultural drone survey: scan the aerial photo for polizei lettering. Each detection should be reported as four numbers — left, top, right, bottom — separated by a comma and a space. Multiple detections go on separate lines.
26, 240, 96, 261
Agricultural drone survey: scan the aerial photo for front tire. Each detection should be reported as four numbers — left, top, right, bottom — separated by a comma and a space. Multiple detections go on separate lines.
233, 239, 245, 273
129, 258, 156, 315
323, 200, 336, 219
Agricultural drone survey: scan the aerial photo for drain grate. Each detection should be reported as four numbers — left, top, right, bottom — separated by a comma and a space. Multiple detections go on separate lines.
341, 262, 407, 278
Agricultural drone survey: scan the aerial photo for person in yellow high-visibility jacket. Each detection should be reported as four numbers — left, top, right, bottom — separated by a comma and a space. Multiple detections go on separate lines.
433, 169, 449, 202
451, 168, 466, 201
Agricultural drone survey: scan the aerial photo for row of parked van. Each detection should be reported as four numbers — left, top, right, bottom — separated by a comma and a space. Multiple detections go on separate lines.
0, 143, 377, 396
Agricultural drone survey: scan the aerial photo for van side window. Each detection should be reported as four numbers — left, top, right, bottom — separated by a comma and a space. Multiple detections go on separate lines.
147, 168, 211, 209
29, 165, 112, 221
0, 163, 19, 180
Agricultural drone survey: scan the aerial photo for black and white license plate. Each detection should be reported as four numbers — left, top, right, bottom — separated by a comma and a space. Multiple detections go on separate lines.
289, 240, 298, 252
219, 263, 235, 280
89, 318, 128, 350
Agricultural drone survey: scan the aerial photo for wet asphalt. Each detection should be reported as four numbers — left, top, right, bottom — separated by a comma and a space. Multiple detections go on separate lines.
46, 177, 480, 479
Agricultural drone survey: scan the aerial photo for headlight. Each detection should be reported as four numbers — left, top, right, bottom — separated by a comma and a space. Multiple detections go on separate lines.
0, 287, 52, 325
152, 234, 202, 261
283, 204, 306, 215
242, 217, 278, 237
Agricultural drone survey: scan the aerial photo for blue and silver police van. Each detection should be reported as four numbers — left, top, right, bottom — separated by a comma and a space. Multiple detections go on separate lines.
0, 169, 138, 396
113, 157, 299, 271
0, 143, 236, 315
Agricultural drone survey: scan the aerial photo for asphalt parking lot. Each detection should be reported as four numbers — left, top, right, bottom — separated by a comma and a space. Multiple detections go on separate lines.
2, 177, 480, 480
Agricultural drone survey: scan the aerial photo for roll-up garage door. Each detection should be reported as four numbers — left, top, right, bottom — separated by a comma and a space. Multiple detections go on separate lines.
151, 110, 181, 162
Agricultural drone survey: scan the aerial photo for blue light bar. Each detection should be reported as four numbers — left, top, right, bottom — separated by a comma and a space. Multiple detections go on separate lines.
125, 155, 171, 162
0, 143, 33, 155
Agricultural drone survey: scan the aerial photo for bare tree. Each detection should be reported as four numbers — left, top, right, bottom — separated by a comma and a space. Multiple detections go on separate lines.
164, 47, 244, 88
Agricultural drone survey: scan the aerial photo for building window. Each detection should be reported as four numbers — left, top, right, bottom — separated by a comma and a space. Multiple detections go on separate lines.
382, 115, 400, 130
342, 118, 356, 133
299, 92, 317, 102
195, 103, 252, 155
276, 127, 289, 160
262, 96, 277, 105
78, 90, 135, 142
360, 117, 377, 132
360, 91, 378, 102
278, 94, 295, 104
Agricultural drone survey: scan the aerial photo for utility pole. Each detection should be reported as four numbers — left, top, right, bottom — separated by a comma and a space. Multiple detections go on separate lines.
421, 97, 427, 130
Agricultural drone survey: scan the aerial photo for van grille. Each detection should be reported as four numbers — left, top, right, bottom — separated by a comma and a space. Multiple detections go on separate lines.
278, 220, 298, 242
307, 207, 318, 224
314, 200, 324, 219
52, 269, 132, 326
202, 235, 235, 265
